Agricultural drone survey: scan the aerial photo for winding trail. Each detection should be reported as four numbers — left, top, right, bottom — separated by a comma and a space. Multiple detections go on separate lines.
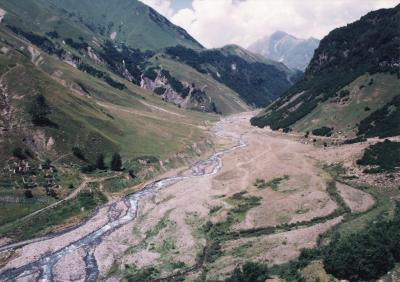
0, 117, 247, 281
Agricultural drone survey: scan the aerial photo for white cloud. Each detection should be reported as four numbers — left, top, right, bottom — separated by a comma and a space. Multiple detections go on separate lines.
142, 0, 399, 48
140, 0, 175, 18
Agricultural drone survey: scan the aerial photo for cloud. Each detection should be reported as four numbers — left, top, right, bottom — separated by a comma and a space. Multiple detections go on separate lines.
141, 0, 399, 48
140, 0, 174, 18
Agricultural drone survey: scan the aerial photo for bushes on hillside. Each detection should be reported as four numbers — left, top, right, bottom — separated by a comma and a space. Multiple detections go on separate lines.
96, 154, 106, 170
225, 262, 269, 282
323, 202, 400, 281
110, 153, 122, 171
78, 63, 126, 90
160, 69, 190, 98
153, 86, 166, 95
8, 26, 58, 54
99, 41, 153, 85
29, 95, 57, 127
357, 95, 400, 138
12, 147, 26, 159
312, 126, 333, 137
64, 38, 88, 51
343, 136, 367, 144
356, 140, 400, 173
72, 147, 86, 161
80, 164, 96, 173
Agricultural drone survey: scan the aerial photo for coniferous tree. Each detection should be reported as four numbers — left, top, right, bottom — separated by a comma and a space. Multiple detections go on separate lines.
110, 153, 122, 171
29, 95, 51, 125
96, 153, 106, 170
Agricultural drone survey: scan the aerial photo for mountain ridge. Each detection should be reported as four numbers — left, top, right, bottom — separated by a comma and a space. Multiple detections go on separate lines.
248, 30, 319, 70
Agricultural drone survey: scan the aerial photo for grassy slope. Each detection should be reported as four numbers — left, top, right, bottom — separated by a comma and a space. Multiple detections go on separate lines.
0, 0, 202, 51
0, 28, 213, 162
0, 0, 94, 42
293, 73, 400, 136
152, 56, 249, 114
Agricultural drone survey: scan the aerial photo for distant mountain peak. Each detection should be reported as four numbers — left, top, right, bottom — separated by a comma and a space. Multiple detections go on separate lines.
248, 31, 320, 71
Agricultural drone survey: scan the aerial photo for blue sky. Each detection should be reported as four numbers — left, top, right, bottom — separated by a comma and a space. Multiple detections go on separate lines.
141, 0, 399, 48
169, 0, 191, 10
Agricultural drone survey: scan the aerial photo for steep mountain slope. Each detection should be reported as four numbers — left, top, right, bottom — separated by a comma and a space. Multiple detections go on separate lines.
164, 44, 297, 107
0, 0, 203, 51
142, 56, 249, 114
251, 5, 400, 140
248, 31, 319, 71
0, 26, 211, 164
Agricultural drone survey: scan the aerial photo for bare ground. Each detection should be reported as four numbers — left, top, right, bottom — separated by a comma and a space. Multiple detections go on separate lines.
336, 182, 375, 212
0, 112, 378, 281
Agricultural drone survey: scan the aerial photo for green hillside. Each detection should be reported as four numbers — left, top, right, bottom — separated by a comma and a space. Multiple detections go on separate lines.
0, 0, 202, 51
251, 4, 400, 139
0, 0, 293, 114
0, 26, 212, 162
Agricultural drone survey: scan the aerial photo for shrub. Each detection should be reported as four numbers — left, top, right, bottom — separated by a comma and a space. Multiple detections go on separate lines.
96, 154, 106, 170
45, 31, 59, 39
312, 126, 333, 137
143, 67, 158, 80
123, 265, 159, 282
64, 38, 88, 50
12, 147, 26, 159
80, 164, 96, 173
356, 139, 400, 172
357, 95, 400, 138
323, 202, 400, 281
110, 153, 122, 171
343, 136, 367, 144
225, 262, 269, 282
29, 95, 56, 127
24, 190, 34, 198
154, 86, 166, 95
72, 147, 86, 161
339, 89, 350, 98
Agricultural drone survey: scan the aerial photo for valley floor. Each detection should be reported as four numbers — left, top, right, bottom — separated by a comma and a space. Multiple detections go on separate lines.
0, 112, 390, 281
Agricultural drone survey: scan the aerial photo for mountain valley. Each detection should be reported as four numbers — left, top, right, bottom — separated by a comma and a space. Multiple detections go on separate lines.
0, 1, 399, 281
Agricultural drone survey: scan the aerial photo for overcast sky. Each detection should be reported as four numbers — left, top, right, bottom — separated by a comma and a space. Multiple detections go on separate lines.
140, 0, 399, 48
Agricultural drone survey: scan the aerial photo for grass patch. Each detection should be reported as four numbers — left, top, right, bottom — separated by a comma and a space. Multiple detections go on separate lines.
102, 177, 140, 194
232, 241, 253, 257
0, 202, 47, 226
198, 192, 262, 266
209, 205, 223, 216
254, 175, 289, 190
225, 192, 262, 222
145, 210, 172, 239
0, 187, 107, 241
